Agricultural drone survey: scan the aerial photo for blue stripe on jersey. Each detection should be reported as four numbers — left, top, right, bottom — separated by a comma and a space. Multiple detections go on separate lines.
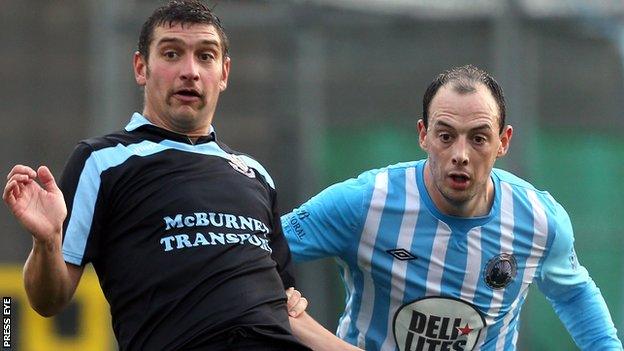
404, 202, 437, 300
159, 140, 276, 188
440, 228, 469, 298
62, 138, 274, 265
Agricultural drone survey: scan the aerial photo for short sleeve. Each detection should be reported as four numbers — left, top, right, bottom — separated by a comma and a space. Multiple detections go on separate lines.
281, 175, 369, 262
59, 142, 104, 266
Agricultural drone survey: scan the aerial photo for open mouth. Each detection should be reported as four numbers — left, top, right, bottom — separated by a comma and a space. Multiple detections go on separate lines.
174, 89, 202, 100
450, 174, 469, 182
448, 173, 470, 188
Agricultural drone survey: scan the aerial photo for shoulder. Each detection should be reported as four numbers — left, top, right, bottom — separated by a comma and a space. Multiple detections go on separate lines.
80, 129, 136, 151
491, 167, 538, 190
315, 160, 424, 207
63, 130, 131, 169
351, 160, 424, 186
492, 167, 564, 216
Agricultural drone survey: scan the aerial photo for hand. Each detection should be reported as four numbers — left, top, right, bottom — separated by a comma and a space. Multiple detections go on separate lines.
3, 165, 67, 243
286, 287, 308, 318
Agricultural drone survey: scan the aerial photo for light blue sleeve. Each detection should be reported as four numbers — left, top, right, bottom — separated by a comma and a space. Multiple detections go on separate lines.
281, 174, 370, 262
536, 201, 622, 350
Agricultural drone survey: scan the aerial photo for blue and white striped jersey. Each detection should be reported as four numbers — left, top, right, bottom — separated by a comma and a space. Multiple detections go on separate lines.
282, 160, 622, 351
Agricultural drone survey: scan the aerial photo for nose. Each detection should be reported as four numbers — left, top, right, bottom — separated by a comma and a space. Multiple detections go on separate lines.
451, 137, 469, 166
179, 56, 200, 82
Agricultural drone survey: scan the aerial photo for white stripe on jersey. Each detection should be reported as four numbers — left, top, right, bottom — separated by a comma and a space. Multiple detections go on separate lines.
355, 170, 389, 348
337, 258, 355, 339
475, 182, 516, 349
425, 221, 452, 296
380, 167, 420, 351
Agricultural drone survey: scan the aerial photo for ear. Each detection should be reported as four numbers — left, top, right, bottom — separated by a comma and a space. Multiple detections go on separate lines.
497, 125, 513, 158
219, 56, 231, 92
134, 52, 147, 87
417, 119, 428, 151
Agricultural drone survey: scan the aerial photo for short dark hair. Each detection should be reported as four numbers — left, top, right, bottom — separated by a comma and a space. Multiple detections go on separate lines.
137, 0, 229, 62
422, 65, 506, 134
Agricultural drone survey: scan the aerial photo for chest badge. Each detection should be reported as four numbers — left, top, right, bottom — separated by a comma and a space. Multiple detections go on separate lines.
227, 154, 255, 179
484, 253, 517, 289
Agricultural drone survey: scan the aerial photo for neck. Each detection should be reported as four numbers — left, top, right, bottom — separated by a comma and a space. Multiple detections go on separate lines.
423, 162, 494, 218
142, 113, 212, 139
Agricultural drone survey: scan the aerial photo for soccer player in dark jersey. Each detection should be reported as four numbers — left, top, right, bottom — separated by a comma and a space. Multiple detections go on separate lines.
3, 1, 312, 350
282, 65, 623, 350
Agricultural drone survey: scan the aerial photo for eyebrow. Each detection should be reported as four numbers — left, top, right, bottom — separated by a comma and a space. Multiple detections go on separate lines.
433, 120, 493, 132
156, 37, 221, 49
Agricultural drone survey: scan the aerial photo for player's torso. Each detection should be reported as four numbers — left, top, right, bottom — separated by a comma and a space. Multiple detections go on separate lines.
340, 165, 552, 351
86, 137, 285, 348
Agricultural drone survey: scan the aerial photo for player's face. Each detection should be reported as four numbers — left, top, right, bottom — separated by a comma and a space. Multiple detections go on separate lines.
419, 84, 512, 217
133, 23, 230, 135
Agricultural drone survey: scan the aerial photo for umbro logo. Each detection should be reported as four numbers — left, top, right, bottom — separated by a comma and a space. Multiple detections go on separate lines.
387, 248, 417, 261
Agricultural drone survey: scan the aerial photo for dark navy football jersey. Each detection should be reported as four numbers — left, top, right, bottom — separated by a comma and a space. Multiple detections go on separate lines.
60, 113, 305, 350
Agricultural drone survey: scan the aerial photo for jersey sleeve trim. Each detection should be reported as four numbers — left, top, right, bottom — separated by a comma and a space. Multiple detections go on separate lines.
62, 149, 104, 265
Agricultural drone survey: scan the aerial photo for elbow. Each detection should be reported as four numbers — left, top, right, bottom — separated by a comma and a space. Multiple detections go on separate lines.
29, 300, 65, 317
24, 284, 70, 317
34, 308, 57, 318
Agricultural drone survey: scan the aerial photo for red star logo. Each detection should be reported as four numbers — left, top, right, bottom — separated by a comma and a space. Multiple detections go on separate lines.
456, 323, 474, 336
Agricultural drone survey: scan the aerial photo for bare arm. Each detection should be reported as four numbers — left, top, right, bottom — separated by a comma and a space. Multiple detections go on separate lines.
4, 165, 83, 316
289, 312, 362, 351
285, 288, 362, 351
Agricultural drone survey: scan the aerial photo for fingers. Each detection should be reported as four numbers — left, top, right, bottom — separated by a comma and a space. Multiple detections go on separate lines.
4, 173, 34, 203
286, 287, 308, 317
7, 164, 37, 181
285, 287, 297, 308
3, 179, 19, 203
37, 166, 61, 194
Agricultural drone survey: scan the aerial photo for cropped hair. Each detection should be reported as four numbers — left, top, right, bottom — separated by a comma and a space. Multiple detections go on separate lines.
422, 65, 506, 134
138, 0, 229, 61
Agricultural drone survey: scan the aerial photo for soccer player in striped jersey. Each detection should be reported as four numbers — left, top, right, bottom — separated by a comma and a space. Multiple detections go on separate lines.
282, 65, 623, 350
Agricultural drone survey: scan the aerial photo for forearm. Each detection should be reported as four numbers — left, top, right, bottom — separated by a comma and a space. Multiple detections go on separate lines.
290, 312, 362, 351
550, 279, 623, 350
23, 234, 74, 317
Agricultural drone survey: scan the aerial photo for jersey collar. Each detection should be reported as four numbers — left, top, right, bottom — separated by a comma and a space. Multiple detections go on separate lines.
124, 112, 216, 143
416, 160, 500, 230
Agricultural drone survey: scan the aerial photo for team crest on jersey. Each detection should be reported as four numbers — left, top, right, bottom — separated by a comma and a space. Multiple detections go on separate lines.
227, 154, 255, 179
393, 296, 486, 351
484, 253, 517, 289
